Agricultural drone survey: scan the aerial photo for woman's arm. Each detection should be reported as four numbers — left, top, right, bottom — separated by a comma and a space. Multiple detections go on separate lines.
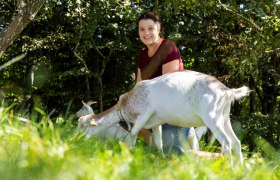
137, 59, 180, 83
162, 59, 180, 74
136, 68, 142, 82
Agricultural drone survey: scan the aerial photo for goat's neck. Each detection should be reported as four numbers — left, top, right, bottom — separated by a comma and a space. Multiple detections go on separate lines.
95, 105, 121, 128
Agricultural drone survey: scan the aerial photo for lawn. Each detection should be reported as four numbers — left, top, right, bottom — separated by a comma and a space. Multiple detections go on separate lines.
0, 106, 279, 180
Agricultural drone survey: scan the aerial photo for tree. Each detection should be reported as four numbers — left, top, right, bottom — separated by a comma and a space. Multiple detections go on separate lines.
0, 0, 45, 57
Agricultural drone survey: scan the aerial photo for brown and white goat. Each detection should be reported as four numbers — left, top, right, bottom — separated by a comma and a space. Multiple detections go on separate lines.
78, 70, 250, 163
76, 101, 130, 141
76, 102, 218, 158
77, 101, 202, 150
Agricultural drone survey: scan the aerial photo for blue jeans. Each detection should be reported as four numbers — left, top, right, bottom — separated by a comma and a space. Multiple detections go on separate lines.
162, 124, 190, 155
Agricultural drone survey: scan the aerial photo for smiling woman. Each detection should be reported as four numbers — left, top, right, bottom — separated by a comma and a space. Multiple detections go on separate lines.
135, 12, 190, 155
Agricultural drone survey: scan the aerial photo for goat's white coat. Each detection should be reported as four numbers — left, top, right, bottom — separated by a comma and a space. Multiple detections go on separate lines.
79, 70, 250, 163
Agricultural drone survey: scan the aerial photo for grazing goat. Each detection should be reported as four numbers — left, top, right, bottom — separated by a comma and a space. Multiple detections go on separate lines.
79, 70, 250, 163
77, 101, 201, 150
76, 101, 130, 141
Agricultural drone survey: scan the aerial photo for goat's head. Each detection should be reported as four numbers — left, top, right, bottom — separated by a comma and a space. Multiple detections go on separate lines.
77, 105, 120, 137
77, 114, 100, 137
78, 114, 97, 127
76, 101, 97, 117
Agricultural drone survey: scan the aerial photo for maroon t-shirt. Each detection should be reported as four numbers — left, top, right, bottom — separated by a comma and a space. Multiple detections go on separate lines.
137, 39, 183, 79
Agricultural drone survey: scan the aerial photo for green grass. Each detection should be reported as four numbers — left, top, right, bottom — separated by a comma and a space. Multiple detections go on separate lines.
0, 106, 279, 180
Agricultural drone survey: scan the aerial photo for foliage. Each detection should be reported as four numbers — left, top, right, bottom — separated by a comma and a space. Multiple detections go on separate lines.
0, 106, 279, 180
233, 113, 280, 151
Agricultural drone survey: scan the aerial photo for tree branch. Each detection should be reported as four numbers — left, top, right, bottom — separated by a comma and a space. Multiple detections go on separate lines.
91, 37, 106, 59
265, 47, 280, 54
73, 3, 91, 99
218, 0, 263, 35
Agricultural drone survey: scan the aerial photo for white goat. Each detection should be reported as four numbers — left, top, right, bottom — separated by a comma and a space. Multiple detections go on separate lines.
79, 70, 250, 163
77, 101, 201, 150
76, 101, 130, 141
77, 101, 202, 150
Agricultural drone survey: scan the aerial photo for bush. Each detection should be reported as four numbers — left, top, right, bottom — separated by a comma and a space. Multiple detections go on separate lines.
233, 113, 280, 153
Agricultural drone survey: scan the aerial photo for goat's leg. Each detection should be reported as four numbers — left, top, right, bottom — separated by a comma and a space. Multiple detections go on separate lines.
127, 111, 153, 148
224, 118, 243, 163
195, 126, 208, 141
152, 125, 163, 153
187, 127, 199, 150
202, 115, 232, 161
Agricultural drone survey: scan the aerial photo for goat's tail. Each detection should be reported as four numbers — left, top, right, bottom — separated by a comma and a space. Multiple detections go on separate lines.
230, 86, 251, 100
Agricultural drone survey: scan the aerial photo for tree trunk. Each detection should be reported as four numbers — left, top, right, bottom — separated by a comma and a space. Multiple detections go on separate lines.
249, 76, 255, 114
261, 69, 277, 115
92, 38, 113, 112
0, 0, 45, 57
97, 76, 104, 112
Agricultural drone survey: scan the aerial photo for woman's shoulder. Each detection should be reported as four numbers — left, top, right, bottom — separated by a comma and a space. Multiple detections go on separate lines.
159, 39, 181, 62
161, 39, 178, 48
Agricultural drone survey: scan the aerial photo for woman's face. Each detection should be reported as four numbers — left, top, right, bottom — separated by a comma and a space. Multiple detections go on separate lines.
138, 19, 161, 46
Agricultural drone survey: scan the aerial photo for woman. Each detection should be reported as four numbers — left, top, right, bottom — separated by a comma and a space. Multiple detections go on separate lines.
136, 12, 190, 155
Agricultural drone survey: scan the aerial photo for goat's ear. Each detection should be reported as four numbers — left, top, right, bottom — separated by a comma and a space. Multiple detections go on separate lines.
82, 101, 87, 106
90, 120, 97, 126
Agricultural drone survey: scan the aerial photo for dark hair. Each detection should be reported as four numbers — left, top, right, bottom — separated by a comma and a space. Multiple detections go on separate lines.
137, 12, 160, 24
137, 12, 164, 36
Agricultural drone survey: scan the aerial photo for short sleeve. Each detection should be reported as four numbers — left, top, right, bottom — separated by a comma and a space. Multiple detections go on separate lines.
162, 40, 181, 64
137, 39, 183, 80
